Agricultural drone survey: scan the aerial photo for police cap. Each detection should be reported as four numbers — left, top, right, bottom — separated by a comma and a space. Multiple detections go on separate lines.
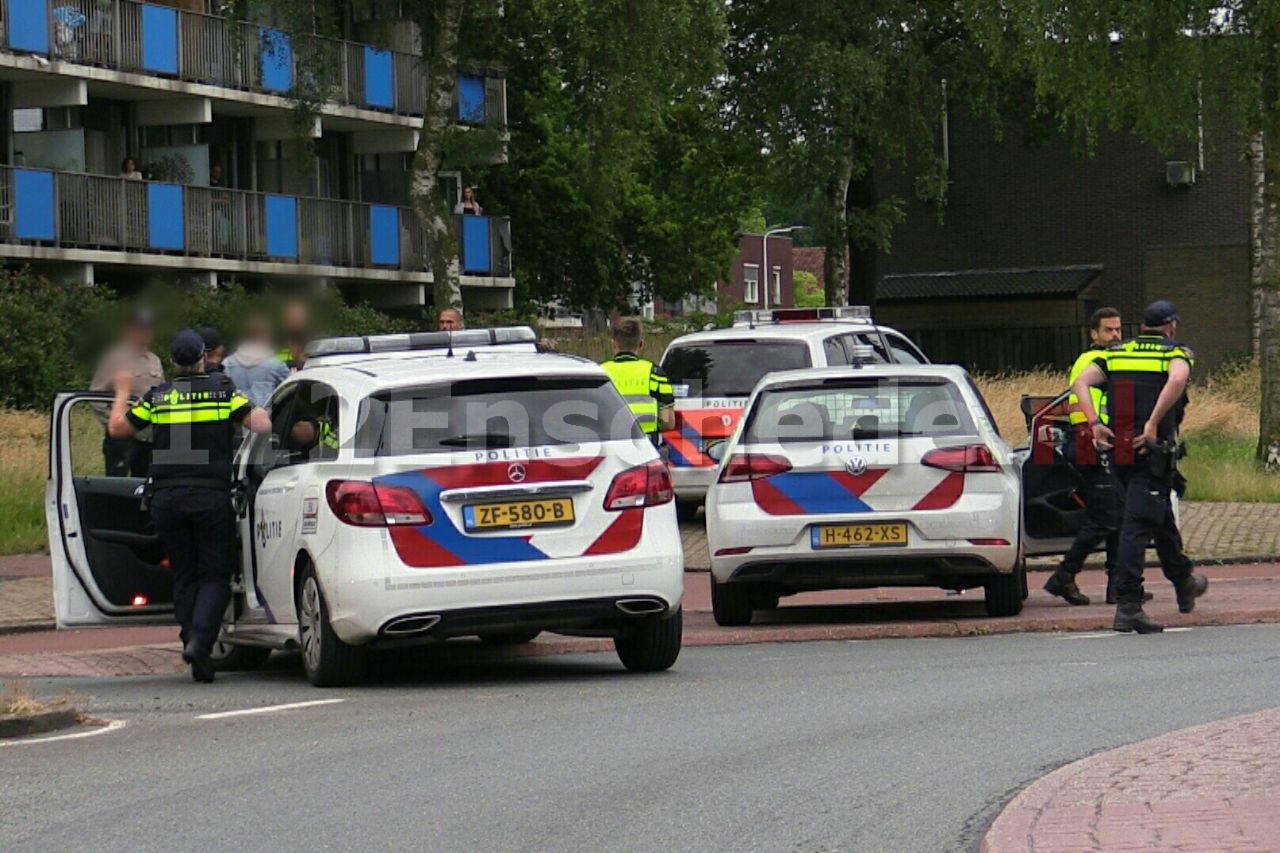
1142, 300, 1180, 327
170, 329, 206, 367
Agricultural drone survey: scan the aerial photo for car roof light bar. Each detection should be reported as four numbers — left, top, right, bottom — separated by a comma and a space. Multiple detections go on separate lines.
305, 326, 539, 359
732, 306, 872, 328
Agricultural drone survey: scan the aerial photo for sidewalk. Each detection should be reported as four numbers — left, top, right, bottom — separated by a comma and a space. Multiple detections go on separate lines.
982, 707, 1280, 852
3, 564, 1280, 678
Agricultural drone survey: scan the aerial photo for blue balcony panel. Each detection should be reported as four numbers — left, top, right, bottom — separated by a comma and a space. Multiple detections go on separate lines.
141, 4, 180, 75
458, 75, 486, 124
9, 0, 51, 54
370, 206, 400, 266
14, 169, 56, 240
259, 28, 294, 92
364, 47, 394, 109
462, 215, 491, 274
147, 183, 185, 250
265, 195, 299, 259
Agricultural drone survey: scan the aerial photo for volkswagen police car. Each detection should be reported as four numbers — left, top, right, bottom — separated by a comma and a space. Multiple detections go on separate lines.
48, 327, 685, 685
659, 307, 928, 520
705, 363, 1025, 625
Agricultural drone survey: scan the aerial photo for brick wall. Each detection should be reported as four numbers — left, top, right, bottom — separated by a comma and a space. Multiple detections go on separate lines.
722, 234, 795, 310
877, 111, 1251, 368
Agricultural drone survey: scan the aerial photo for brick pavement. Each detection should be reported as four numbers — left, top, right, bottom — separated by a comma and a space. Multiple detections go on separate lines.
982, 707, 1280, 853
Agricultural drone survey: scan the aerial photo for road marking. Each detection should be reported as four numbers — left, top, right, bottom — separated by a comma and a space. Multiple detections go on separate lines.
1056, 632, 1117, 640
1165, 627, 1195, 633
196, 698, 344, 720
0, 718, 125, 747
1061, 661, 1099, 666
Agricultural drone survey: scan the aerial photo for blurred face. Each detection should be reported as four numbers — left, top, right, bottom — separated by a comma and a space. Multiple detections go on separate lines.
126, 322, 153, 350
1091, 316, 1123, 347
283, 301, 309, 334
439, 309, 463, 331
463, 187, 474, 202
123, 159, 136, 173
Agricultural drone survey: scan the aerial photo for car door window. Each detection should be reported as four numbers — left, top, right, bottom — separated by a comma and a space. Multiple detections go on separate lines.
823, 335, 851, 365
885, 333, 927, 365
286, 383, 340, 463
249, 386, 297, 480
854, 333, 891, 363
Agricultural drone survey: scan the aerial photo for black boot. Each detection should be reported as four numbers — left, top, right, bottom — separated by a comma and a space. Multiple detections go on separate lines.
1114, 601, 1164, 634
1106, 569, 1152, 604
1044, 570, 1090, 606
1176, 574, 1209, 614
184, 640, 215, 683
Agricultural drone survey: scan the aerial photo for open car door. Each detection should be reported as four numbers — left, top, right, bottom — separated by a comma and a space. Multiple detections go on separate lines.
1019, 391, 1089, 557
47, 392, 173, 627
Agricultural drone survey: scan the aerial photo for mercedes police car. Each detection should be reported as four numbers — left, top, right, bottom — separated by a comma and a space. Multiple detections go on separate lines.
48, 327, 685, 685
705, 363, 1026, 625
659, 307, 928, 520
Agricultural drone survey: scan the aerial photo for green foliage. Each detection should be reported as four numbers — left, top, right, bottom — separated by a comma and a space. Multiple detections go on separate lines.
0, 269, 114, 410
793, 270, 824, 308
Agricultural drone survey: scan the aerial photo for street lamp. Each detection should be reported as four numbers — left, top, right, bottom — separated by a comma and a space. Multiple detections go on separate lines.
761, 225, 803, 311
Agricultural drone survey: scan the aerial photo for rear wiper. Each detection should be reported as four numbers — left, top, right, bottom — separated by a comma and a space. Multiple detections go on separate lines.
438, 431, 515, 448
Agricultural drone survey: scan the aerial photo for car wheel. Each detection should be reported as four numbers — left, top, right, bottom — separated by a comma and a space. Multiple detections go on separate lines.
984, 562, 1026, 617
208, 639, 272, 672
297, 563, 366, 687
675, 499, 701, 523
478, 630, 541, 646
1020, 568, 1030, 601
750, 587, 780, 611
710, 575, 753, 626
614, 607, 682, 672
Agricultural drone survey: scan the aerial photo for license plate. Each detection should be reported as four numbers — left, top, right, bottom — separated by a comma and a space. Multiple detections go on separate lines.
464, 498, 575, 531
811, 522, 908, 549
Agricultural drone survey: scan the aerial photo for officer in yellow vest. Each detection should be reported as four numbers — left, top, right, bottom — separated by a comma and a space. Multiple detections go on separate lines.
107, 330, 272, 682
1072, 300, 1208, 634
1045, 308, 1125, 607
600, 317, 675, 446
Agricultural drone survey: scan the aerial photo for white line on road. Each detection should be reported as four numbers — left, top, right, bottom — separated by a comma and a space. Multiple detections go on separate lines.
1056, 632, 1118, 640
196, 698, 345, 720
0, 718, 125, 747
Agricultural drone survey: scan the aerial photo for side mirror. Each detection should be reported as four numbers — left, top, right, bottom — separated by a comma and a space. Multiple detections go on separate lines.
705, 440, 727, 463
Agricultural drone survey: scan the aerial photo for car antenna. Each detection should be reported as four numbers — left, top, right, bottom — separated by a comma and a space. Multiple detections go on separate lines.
446, 330, 454, 359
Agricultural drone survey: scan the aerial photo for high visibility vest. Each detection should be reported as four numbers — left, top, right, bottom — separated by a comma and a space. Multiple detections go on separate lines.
601, 358, 660, 434
1101, 335, 1195, 440
1068, 347, 1110, 426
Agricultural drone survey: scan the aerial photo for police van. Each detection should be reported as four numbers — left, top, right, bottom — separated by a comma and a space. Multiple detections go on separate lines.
48, 327, 685, 685
659, 307, 928, 519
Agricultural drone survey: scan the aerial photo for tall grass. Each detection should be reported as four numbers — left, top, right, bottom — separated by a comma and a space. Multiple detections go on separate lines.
0, 353, 1271, 555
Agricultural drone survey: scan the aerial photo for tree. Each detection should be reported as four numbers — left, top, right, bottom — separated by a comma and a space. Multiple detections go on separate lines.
726, 1, 983, 306
984, 2, 1280, 465
793, 270, 823, 307
473, 0, 753, 310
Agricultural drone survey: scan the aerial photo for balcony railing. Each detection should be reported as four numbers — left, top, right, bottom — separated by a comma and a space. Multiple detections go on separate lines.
1, 0, 506, 123
0, 166, 513, 278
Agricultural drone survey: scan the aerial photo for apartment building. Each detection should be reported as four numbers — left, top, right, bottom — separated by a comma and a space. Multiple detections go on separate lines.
0, 0, 513, 309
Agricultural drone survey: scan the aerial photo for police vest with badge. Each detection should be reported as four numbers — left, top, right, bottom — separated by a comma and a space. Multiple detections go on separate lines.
600, 352, 673, 437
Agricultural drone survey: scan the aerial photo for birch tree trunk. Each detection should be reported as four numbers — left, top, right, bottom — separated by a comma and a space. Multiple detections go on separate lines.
823, 151, 854, 306
411, 0, 465, 314
1257, 106, 1280, 468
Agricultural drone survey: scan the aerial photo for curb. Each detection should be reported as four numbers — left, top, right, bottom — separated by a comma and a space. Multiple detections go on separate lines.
0, 620, 56, 637
686, 554, 1279, 575
0, 706, 80, 739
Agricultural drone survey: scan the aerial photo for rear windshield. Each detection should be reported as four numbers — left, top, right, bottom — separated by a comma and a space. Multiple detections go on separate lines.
356, 377, 643, 456
745, 379, 977, 442
662, 341, 810, 398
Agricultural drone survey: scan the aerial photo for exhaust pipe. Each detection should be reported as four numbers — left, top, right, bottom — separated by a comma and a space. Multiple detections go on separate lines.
615, 598, 666, 616
382, 614, 441, 636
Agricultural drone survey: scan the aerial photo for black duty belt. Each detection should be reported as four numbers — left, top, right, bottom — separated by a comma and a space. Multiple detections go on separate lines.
150, 478, 232, 491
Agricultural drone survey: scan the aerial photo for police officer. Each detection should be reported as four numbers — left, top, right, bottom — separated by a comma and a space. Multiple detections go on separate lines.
600, 317, 675, 445
107, 330, 271, 682
1044, 307, 1125, 606
1072, 300, 1208, 634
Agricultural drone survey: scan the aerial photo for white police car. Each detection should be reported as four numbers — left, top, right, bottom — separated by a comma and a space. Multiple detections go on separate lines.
659, 307, 928, 519
48, 327, 685, 685
705, 363, 1024, 625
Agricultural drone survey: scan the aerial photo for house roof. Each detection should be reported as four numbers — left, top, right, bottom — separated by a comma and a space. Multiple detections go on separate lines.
877, 265, 1103, 302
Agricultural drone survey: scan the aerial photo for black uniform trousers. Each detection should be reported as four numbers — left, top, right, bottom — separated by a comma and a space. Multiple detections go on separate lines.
103, 435, 152, 478
150, 487, 235, 654
1112, 463, 1193, 603
1059, 455, 1120, 575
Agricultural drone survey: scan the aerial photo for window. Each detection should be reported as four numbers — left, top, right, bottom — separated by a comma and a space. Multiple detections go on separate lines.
823, 336, 850, 366
885, 333, 928, 365
662, 340, 811, 398
771, 268, 782, 305
745, 379, 976, 443
743, 264, 760, 304
287, 383, 341, 463
355, 377, 641, 457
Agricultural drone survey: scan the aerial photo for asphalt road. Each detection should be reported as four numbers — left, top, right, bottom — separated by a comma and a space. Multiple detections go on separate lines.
4, 626, 1280, 853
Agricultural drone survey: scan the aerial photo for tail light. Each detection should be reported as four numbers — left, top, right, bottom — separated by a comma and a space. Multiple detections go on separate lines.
326, 480, 432, 527
921, 445, 1000, 473
718, 453, 793, 483
603, 461, 674, 510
